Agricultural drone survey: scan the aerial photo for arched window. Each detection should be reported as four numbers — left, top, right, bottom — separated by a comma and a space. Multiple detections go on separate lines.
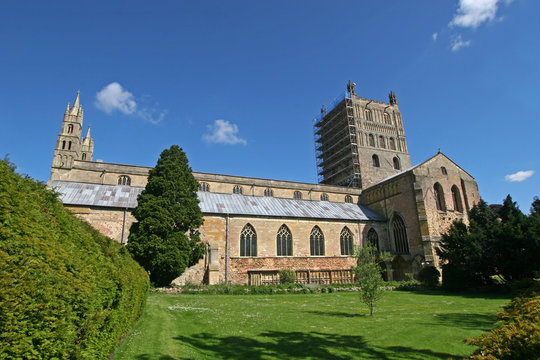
441, 166, 447, 175
67, 124, 74, 134
345, 195, 353, 203
368, 134, 375, 147
434, 183, 446, 211
264, 188, 274, 197
118, 175, 131, 186
389, 137, 396, 150
240, 224, 257, 257
451, 185, 463, 212
393, 157, 401, 170
293, 191, 302, 200
199, 182, 210, 192
364, 109, 373, 121
233, 185, 243, 195
276, 225, 292, 256
379, 136, 386, 149
320, 193, 328, 201
372, 154, 380, 167
340, 227, 354, 255
367, 228, 380, 251
392, 214, 409, 254
82, 153, 87, 161
384, 113, 392, 124
62, 140, 66, 149
68, 141, 72, 150
310, 226, 325, 256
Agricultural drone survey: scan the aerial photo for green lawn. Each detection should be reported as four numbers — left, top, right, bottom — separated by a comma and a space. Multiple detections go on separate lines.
113, 290, 509, 360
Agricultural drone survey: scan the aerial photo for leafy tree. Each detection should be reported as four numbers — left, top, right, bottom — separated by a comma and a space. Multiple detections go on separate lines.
127, 145, 205, 286
352, 246, 391, 316
438, 196, 540, 290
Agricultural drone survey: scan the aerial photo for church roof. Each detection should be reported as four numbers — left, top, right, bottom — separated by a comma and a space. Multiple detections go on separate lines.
49, 181, 384, 221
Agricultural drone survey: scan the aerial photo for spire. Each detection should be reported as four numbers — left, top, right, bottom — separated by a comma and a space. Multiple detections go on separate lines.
389, 91, 397, 105
69, 91, 80, 115
83, 125, 92, 144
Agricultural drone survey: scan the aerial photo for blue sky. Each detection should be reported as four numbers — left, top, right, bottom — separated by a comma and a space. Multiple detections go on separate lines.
0, 0, 538, 212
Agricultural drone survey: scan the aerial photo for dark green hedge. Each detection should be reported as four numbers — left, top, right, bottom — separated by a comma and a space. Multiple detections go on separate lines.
0, 160, 150, 359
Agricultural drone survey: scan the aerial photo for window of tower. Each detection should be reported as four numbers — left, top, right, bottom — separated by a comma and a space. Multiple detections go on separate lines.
364, 109, 373, 121
82, 153, 87, 161
389, 138, 396, 150
67, 124, 74, 134
368, 134, 375, 147
379, 136, 386, 149
68, 141, 72, 150
393, 157, 401, 170
372, 154, 380, 167
62, 140, 66, 149
441, 166, 448, 175
118, 175, 131, 186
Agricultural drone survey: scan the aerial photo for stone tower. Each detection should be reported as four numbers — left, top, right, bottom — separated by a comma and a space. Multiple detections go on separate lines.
52, 91, 93, 170
314, 82, 411, 189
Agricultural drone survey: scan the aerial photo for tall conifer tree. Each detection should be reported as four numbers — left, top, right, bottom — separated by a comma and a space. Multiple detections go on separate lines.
127, 145, 204, 286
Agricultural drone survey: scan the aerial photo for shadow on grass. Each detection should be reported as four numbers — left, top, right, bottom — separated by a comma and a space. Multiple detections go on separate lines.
305, 310, 366, 318
172, 331, 459, 359
134, 355, 177, 360
430, 312, 497, 331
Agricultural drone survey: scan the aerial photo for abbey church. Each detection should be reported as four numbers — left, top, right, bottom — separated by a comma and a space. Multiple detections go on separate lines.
48, 83, 480, 285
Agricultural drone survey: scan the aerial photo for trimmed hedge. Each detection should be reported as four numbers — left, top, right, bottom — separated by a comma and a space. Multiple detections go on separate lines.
0, 160, 150, 359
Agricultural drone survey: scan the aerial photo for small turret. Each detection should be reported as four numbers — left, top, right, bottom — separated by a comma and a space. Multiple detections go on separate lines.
389, 91, 397, 105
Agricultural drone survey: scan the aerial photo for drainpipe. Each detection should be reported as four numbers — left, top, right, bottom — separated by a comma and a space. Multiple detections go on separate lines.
120, 207, 127, 245
225, 213, 230, 283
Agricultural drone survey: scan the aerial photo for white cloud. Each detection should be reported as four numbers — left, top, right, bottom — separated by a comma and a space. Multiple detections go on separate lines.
451, 35, 472, 51
450, 0, 510, 28
432, 32, 438, 41
95, 82, 136, 115
505, 170, 534, 182
203, 119, 247, 145
95, 82, 166, 124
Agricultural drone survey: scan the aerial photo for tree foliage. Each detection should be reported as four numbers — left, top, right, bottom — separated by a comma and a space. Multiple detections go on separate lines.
437, 196, 540, 290
127, 145, 205, 286
0, 159, 149, 359
352, 246, 391, 316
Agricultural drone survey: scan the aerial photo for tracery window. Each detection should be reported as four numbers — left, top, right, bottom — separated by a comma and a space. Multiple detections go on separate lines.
240, 224, 257, 257
320, 193, 329, 201
367, 228, 380, 251
345, 195, 353, 203
118, 175, 131, 186
451, 185, 463, 212
368, 134, 375, 147
379, 136, 386, 149
372, 154, 380, 167
340, 227, 354, 255
393, 157, 401, 170
293, 191, 302, 200
434, 183, 446, 211
276, 225, 292, 256
441, 166, 447, 175
389, 137, 396, 150
392, 214, 409, 254
233, 185, 243, 195
264, 188, 274, 197
199, 182, 210, 192
310, 226, 325, 256
67, 124, 74, 134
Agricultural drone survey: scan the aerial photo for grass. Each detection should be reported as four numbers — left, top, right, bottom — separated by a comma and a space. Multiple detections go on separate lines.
113, 290, 509, 360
